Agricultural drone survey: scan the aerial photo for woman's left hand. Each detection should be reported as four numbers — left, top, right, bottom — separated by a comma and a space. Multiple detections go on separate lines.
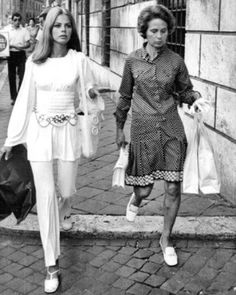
190, 97, 210, 114
88, 88, 99, 99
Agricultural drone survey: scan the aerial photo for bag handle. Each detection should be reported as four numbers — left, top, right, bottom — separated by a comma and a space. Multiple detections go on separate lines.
78, 64, 88, 116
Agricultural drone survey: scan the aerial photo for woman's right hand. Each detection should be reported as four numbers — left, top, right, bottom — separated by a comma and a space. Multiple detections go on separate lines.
0, 146, 12, 160
116, 128, 126, 149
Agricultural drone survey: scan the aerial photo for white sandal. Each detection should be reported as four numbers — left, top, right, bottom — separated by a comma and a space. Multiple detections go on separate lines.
44, 269, 60, 293
126, 193, 139, 222
159, 237, 178, 266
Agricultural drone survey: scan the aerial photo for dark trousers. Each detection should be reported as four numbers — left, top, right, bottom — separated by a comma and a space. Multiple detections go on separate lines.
7, 51, 26, 102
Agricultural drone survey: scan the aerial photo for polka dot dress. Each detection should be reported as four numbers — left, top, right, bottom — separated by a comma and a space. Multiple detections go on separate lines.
115, 44, 198, 186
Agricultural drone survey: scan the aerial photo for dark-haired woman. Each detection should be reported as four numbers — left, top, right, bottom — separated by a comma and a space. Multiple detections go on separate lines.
1, 7, 98, 293
115, 4, 203, 266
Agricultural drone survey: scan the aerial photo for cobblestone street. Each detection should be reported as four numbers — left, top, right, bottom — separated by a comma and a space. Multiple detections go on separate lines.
0, 234, 236, 295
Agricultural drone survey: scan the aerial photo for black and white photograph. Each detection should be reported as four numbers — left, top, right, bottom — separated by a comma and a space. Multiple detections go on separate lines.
0, 0, 235, 294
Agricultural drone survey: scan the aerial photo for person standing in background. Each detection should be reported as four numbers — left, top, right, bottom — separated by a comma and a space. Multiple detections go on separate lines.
35, 7, 51, 43
5, 12, 30, 105
26, 18, 39, 56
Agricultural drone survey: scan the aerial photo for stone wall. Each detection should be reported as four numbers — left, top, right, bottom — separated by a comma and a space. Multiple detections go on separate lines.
78, 0, 154, 89
181, 0, 236, 202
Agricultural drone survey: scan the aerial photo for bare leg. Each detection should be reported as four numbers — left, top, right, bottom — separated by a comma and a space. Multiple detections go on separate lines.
161, 181, 181, 248
131, 184, 154, 207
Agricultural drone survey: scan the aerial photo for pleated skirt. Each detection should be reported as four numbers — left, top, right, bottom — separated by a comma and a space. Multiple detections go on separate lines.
125, 110, 187, 186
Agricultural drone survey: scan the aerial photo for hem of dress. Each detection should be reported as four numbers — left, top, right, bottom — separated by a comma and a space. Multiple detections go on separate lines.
125, 170, 183, 186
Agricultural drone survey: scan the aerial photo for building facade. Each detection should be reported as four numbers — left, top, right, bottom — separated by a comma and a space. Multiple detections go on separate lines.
0, 0, 45, 27
39, 0, 236, 203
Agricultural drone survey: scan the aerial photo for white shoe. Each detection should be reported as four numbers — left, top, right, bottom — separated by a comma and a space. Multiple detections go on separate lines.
61, 215, 73, 231
159, 238, 178, 266
126, 193, 139, 222
44, 269, 60, 293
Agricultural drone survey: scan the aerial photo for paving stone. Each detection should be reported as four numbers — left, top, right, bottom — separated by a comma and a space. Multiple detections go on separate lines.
0, 246, 16, 257
97, 271, 120, 285
104, 287, 126, 295
115, 265, 136, 277
101, 260, 121, 272
149, 289, 174, 295
161, 277, 185, 294
127, 257, 146, 269
222, 262, 236, 274
112, 253, 131, 264
0, 273, 13, 284
141, 261, 162, 274
3, 262, 24, 276
129, 271, 149, 282
126, 282, 152, 295
133, 249, 154, 259
119, 246, 138, 256
144, 274, 167, 287
207, 271, 236, 291
112, 277, 135, 290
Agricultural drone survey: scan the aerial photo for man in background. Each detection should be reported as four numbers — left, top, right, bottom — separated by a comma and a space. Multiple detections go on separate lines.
6, 13, 30, 105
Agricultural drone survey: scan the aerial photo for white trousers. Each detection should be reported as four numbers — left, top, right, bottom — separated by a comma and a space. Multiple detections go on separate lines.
30, 160, 78, 267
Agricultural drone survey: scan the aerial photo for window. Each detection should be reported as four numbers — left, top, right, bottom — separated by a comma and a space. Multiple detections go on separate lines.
85, 0, 90, 56
102, 0, 111, 66
160, 0, 186, 58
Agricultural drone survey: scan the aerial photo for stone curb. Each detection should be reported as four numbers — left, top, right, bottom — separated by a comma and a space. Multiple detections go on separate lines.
1, 214, 236, 240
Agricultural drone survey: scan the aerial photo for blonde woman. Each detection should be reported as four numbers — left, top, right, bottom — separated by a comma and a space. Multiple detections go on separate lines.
1, 7, 98, 293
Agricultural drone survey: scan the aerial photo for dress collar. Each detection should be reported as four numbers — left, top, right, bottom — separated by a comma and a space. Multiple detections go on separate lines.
140, 42, 167, 62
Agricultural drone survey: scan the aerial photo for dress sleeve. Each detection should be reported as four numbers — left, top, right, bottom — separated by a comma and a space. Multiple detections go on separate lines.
175, 58, 201, 106
5, 57, 36, 147
114, 57, 134, 129
81, 53, 97, 95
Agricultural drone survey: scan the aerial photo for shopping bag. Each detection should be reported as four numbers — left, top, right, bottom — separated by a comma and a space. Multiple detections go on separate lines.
112, 145, 129, 188
78, 65, 105, 158
183, 114, 221, 194
182, 116, 199, 194
0, 144, 36, 224
198, 117, 221, 194
78, 107, 104, 158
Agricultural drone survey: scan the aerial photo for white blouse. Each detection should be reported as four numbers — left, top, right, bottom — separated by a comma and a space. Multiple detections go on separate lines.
5, 49, 96, 161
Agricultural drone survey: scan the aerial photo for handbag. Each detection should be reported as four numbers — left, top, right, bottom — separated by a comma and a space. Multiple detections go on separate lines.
78, 65, 105, 158
0, 144, 36, 224
183, 114, 220, 194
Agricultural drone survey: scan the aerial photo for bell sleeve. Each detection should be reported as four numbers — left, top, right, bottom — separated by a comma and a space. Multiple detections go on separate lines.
81, 53, 97, 96
114, 57, 134, 129
175, 58, 201, 106
5, 57, 36, 147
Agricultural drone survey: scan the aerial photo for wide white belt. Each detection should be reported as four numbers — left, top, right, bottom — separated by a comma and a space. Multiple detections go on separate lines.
36, 90, 75, 114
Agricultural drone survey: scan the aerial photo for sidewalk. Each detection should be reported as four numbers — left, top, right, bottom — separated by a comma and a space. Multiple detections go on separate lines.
0, 64, 236, 240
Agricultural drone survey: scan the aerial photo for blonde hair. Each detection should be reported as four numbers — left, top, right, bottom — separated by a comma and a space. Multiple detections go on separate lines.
32, 7, 81, 64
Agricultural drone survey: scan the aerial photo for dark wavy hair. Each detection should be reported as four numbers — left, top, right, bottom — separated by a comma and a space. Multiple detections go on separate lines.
12, 12, 22, 21
137, 5, 176, 38
32, 7, 81, 64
